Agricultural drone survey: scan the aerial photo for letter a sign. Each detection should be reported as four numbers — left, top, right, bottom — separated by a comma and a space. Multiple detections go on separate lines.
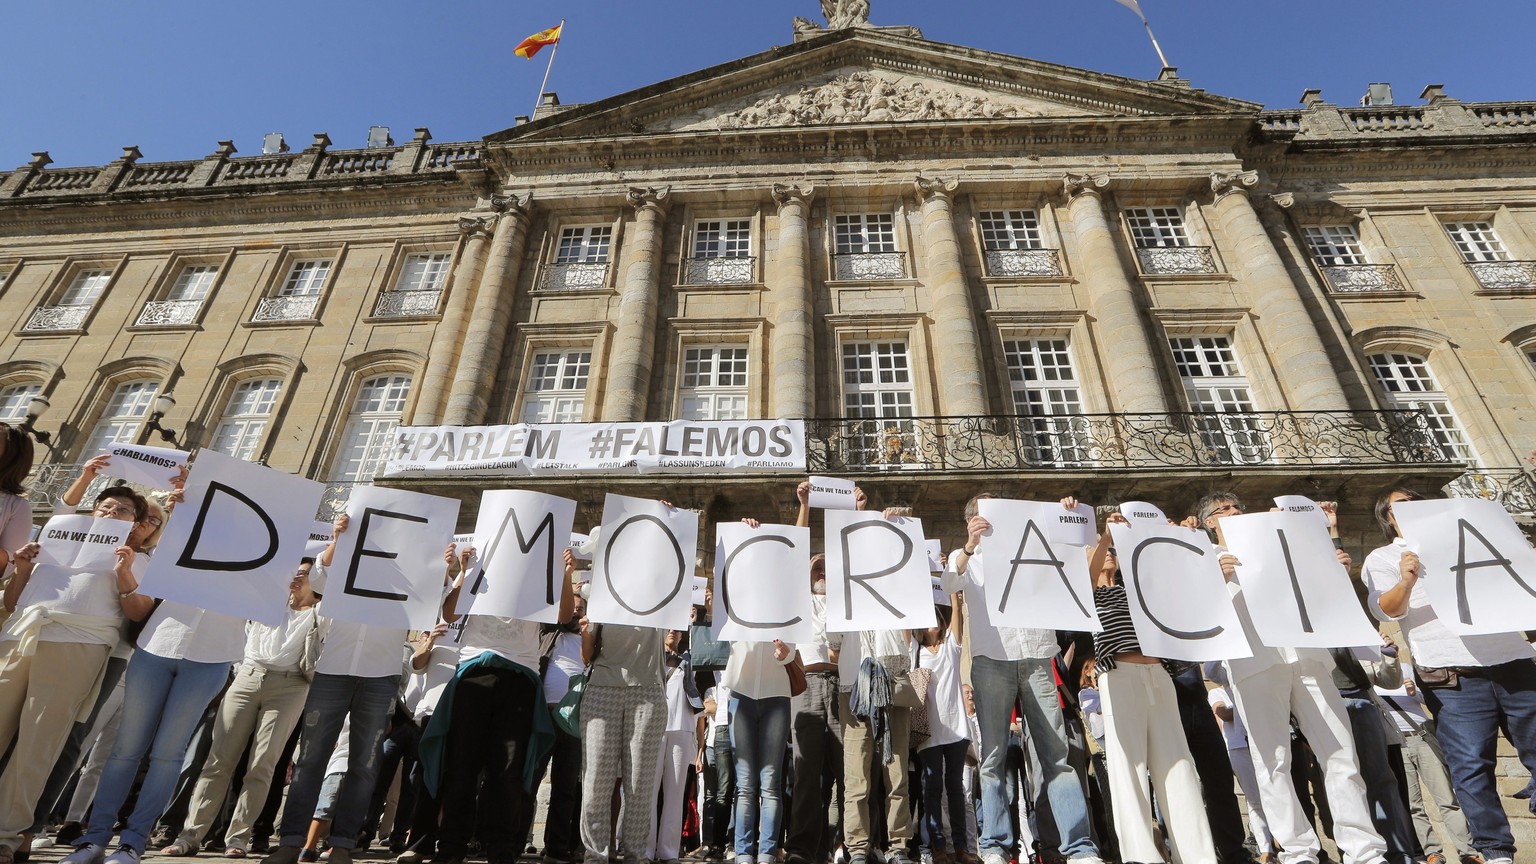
976, 499, 1100, 632
1394, 498, 1536, 634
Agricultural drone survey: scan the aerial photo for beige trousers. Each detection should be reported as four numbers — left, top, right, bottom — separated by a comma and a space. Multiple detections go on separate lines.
839, 690, 913, 855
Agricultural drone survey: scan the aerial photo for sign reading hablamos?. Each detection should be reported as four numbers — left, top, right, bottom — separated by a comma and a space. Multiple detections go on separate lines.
383, 420, 805, 476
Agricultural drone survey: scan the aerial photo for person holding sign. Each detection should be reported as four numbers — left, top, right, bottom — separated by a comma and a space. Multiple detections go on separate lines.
1362, 488, 1536, 864
0, 421, 36, 577
1084, 512, 1215, 864
1198, 492, 1388, 864
943, 494, 1105, 864
0, 486, 150, 864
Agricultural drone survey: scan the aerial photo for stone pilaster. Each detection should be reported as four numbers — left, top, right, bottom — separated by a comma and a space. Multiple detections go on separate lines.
602, 186, 671, 421
1061, 174, 1168, 412
770, 183, 816, 419
914, 175, 987, 416
413, 213, 496, 424
443, 192, 533, 426
1208, 171, 1349, 411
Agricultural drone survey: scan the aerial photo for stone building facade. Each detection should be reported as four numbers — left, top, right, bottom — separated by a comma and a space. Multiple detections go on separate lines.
2, 24, 1535, 552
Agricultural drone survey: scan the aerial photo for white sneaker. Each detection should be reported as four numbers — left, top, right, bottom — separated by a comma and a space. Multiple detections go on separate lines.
979, 854, 1007, 864
61, 844, 107, 864
1484, 858, 1513, 864
104, 846, 141, 864
30, 837, 56, 851
1067, 857, 1108, 864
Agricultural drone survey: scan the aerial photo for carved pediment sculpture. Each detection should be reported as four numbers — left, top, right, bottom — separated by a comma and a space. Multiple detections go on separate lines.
821, 0, 871, 29
712, 71, 1032, 130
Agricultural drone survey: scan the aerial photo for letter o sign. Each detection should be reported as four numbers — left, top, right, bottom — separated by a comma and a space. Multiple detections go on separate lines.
603, 514, 685, 616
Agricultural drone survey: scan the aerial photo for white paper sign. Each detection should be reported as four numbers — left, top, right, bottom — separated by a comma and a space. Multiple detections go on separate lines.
1119, 501, 1168, 526
1108, 521, 1252, 662
931, 575, 951, 606
1394, 498, 1536, 634
712, 522, 814, 643
588, 494, 700, 629
1274, 495, 1331, 529
100, 443, 187, 490
824, 511, 936, 632
139, 450, 325, 627
807, 476, 857, 511
1221, 511, 1380, 648
691, 575, 707, 606
321, 485, 461, 630
925, 539, 943, 572
1051, 503, 1098, 547
459, 490, 575, 623
304, 521, 335, 559
569, 533, 592, 562
977, 499, 1100, 632
449, 533, 479, 603
35, 515, 131, 572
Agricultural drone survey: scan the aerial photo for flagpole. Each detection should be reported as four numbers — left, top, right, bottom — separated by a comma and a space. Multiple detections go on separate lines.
533, 19, 565, 116
1142, 18, 1171, 70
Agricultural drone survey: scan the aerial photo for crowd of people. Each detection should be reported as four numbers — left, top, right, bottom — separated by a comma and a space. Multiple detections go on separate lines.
0, 423, 1532, 864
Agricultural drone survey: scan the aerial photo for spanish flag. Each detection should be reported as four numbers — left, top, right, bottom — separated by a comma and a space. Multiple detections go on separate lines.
515, 23, 563, 59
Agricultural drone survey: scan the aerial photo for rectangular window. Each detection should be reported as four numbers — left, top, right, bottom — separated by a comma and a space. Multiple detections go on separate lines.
1169, 336, 1269, 464
978, 210, 1043, 251
834, 214, 897, 254
521, 350, 591, 423
167, 265, 219, 302
0, 384, 41, 422
82, 381, 160, 457
1369, 353, 1478, 464
332, 375, 412, 482
841, 340, 919, 467
693, 220, 752, 258
60, 269, 113, 306
394, 253, 452, 292
679, 345, 749, 420
1302, 226, 1368, 266
1004, 339, 1089, 465
555, 226, 613, 264
1124, 207, 1190, 248
1443, 222, 1510, 263
279, 260, 332, 296
209, 379, 282, 461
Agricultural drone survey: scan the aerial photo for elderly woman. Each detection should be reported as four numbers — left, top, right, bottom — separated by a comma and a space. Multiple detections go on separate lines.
0, 485, 154, 864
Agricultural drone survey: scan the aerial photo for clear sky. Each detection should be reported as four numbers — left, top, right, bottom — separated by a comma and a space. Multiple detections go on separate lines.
6, 0, 1534, 169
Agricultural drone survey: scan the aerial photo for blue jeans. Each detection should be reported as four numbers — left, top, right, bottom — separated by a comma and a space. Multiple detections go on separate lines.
80, 650, 233, 852
276, 672, 400, 851
1421, 660, 1536, 860
971, 655, 1095, 860
731, 694, 790, 862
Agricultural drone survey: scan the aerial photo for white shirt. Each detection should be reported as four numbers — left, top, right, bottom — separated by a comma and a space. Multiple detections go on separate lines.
457, 614, 541, 672
941, 552, 1058, 662
543, 630, 585, 704
139, 600, 247, 664
801, 594, 832, 666
1217, 547, 1333, 683
244, 606, 318, 671
916, 632, 968, 750
2, 557, 143, 646
1362, 539, 1536, 668
721, 640, 793, 700
828, 629, 909, 692
663, 663, 696, 732
1207, 686, 1248, 751
405, 619, 467, 720
315, 614, 410, 679
1079, 687, 1104, 744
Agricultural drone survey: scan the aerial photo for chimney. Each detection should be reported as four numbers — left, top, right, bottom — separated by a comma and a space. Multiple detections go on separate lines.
261, 132, 289, 155
1361, 83, 1394, 107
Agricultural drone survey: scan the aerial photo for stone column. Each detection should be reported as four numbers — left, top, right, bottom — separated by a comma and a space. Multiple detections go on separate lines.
413, 214, 494, 424
914, 175, 987, 417
1208, 171, 1350, 411
1061, 174, 1168, 413
444, 193, 533, 425
770, 183, 816, 419
602, 186, 670, 421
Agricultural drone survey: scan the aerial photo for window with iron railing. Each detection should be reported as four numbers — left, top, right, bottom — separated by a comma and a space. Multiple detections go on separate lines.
1004, 338, 1090, 465
1369, 353, 1478, 465
1170, 335, 1269, 463
842, 340, 919, 466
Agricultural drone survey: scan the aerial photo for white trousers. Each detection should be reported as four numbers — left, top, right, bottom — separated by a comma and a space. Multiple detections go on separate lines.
1228, 663, 1386, 864
1099, 663, 1216, 864
1226, 746, 1274, 853
647, 729, 695, 861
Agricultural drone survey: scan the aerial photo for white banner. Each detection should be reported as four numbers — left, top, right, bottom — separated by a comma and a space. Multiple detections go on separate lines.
1108, 521, 1252, 662
1119, 501, 1168, 526
100, 443, 188, 490
36, 515, 131, 572
1394, 498, 1536, 634
931, 575, 951, 605
321, 485, 461, 630
1221, 511, 1380, 648
588, 494, 700, 629
459, 490, 575, 623
383, 420, 805, 476
977, 499, 1100, 633
925, 539, 943, 572
1274, 495, 1331, 529
824, 512, 936, 633
712, 522, 814, 643
304, 521, 335, 559
139, 450, 325, 627
807, 476, 857, 510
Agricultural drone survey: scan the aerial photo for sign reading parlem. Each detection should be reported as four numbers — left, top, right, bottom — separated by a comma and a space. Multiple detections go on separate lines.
824, 512, 936, 633
101, 443, 188, 491
712, 522, 814, 644
588, 494, 700, 630
1393, 498, 1536, 634
977, 499, 1100, 633
36, 515, 131, 572
1119, 501, 1168, 526
807, 476, 857, 511
320, 485, 461, 630
1108, 520, 1252, 662
139, 450, 325, 627
458, 490, 575, 623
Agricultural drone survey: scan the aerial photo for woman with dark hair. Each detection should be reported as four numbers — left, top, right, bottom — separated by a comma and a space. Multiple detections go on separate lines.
0, 422, 38, 575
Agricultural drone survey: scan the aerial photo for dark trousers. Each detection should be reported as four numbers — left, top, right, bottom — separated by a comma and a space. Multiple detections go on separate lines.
1343, 696, 1419, 863
918, 741, 968, 853
364, 720, 419, 845
703, 727, 734, 851
785, 672, 842, 862
1171, 665, 1249, 864
437, 666, 537, 860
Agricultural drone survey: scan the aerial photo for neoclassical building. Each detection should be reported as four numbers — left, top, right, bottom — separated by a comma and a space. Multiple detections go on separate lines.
3, 14, 1535, 550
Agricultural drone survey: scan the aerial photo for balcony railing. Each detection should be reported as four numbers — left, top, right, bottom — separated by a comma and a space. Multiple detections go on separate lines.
833, 251, 908, 281
373, 289, 442, 318
136, 299, 203, 326
22, 304, 91, 332
1135, 245, 1218, 276
1319, 263, 1406, 294
319, 481, 366, 520
683, 256, 756, 285
1467, 260, 1536, 291
983, 248, 1064, 278
538, 262, 609, 292
803, 410, 1451, 473
252, 294, 320, 322
1444, 468, 1536, 519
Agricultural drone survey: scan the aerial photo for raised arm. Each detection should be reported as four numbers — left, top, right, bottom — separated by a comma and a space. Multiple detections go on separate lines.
795, 480, 811, 528
61, 454, 113, 508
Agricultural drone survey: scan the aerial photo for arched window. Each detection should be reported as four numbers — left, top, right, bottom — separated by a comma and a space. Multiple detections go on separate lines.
330, 375, 412, 481
0, 383, 42, 423
208, 378, 282, 461
81, 380, 160, 457
1368, 353, 1477, 464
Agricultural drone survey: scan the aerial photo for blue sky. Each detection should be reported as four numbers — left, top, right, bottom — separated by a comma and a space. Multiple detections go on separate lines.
6, 1, 1534, 168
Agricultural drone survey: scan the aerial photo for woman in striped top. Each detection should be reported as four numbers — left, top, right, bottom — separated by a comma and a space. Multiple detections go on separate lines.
1087, 510, 1214, 864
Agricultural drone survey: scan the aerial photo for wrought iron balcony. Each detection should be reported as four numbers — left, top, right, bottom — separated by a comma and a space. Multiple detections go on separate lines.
803, 410, 1452, 473
1444, 468, 1536, 519
1467, 260, 1536, 291
983, 248, 1064, 278
833, 251, 908, 281
1319, 264, 1405, 294
1135, 245, 1217, 276
539, 262, 609, 292
26, 463, 125, 510
683, 255, 756, 285
252, 294, 320, 322
319, 481, 366, 520
373, 289, 442, 318
136, 299, 203, 326
22, 304, 91, 332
